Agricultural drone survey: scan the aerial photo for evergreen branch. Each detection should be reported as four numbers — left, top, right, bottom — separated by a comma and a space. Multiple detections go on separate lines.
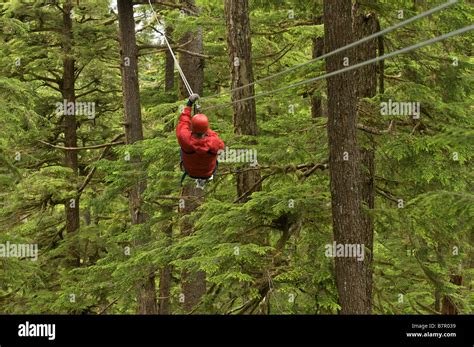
176, 48, 212, 59
301, 160, 329, 180
252, 28, 292, 36
357, 120, 394, 135
74, 61, 91, 82
415, 300, 440, 315
76, 88, 122, 99
28, 72, 61, 84
75, 79, 97, 91
137, 44, 167, 51
137, 38, 194, 52
375, 186, 398, 203
40, 82, 62, 92
99, 267, 161, 315
78, 134, 125, 194
30, 27, 62, 34
234, 174, 271, 203
220, 161, 329, 176
261, 44, 295, 70
232, 160, 328, 202
278, 17, 324, 29
134, 0, 198, 15
54, 3, 67, 15
38, 139, 124, 151
254, 43, 294, 60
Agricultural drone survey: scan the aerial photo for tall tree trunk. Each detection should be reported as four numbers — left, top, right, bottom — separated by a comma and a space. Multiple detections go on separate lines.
165, 25, 175, 92
180, 185, 206, 312
352, 3, 378, 314
324, 0, 371, 314
158, 222, 173, 314
441, 275, 462, 314
377, 20, 385, 95
311, 37, 324, 119
160, 23, 177, 314
224, 0, 261, 203
174, 0, 207, 313
62, 0, 80, 267
117, 0, 157, 314
178, 0, 203, 98
161, 22, 177, 313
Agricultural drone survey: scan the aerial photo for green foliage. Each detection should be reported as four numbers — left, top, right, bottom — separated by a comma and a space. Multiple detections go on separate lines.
0, 0, 472, 315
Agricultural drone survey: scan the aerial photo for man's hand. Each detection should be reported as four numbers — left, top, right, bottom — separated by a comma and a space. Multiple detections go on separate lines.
187, 93, 200, 106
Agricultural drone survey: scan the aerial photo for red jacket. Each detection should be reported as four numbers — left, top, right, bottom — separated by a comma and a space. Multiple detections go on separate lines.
176, 106, 224, 178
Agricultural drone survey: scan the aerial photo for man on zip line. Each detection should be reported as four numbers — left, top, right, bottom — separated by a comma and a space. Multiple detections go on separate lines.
176, 93, 225, 187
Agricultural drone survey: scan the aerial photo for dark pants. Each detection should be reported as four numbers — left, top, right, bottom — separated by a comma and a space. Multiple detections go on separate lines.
180, 150, 218, 184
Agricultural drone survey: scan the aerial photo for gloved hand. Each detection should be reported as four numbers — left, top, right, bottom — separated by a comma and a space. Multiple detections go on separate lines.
187, 93, 200, 107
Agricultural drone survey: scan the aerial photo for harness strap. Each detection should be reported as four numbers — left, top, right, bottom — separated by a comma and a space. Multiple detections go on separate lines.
180, 171, 188, 186
179, 149, 219, 186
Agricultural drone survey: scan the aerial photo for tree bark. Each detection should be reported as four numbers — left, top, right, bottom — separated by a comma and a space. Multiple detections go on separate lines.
158, 222, 173, 314
161, 22, 177, 313
117, 0, 157, 314
178, 0, 203, 98
324, 0, 371, 314
441, 275, 461, 314
180, 184, 206, 312
311, 37, 324, 119
174, 0, 207, 313
61, 0, 80, 267
224, 0, 261, 203
352, 3, 378, 314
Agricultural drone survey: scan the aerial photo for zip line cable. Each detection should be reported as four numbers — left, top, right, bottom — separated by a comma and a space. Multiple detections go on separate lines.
146, 0, 461, 109
148, 0, 194, 97
200, 0, 458, 102
205, 24, 473, 111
